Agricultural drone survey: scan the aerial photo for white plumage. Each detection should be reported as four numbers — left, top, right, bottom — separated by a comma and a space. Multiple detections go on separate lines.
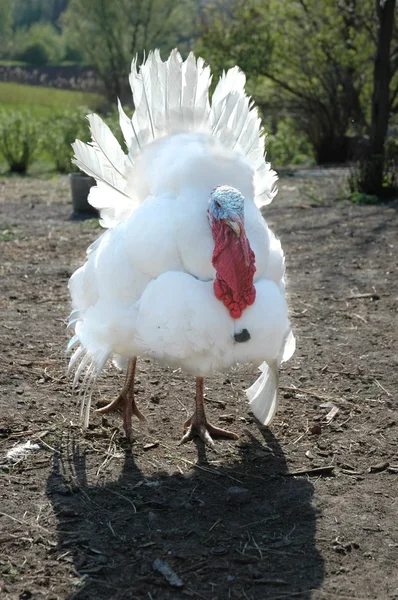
67, 49, 295, 442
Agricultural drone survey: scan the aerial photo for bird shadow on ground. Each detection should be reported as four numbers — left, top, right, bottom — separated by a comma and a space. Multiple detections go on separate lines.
46, 427, 324, 600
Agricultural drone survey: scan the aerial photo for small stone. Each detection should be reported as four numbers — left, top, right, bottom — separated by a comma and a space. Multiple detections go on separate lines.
310, 423, 322, 435
219, 414, 234, 423
211, 546, 228, 555
153, 558, 184, 587
50, 484, 73, 496
226, 486, 250, 505
143, 441, 159, 451
139, 560, 152, 576
369, 461, 389, 473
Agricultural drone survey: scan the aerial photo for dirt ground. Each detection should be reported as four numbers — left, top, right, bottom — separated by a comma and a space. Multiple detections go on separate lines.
0, 172, 397, 600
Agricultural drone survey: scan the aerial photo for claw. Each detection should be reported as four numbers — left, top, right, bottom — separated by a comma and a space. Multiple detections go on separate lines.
180, 376, 239, 446
180, 417, 238, 447
95, 358, 145, 441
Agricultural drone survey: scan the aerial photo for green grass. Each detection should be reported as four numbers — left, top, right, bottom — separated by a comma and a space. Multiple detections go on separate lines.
83, 218, 102, 230
0, 59, 29, 66
0, 82, 105, 116
0, 60, 89, 67
0, 225, 18, 241
350, 191, 380, 205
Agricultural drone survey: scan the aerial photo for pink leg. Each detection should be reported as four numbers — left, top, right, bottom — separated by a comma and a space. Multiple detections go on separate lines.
96, 358, 146, 440
180, 377, 239, 447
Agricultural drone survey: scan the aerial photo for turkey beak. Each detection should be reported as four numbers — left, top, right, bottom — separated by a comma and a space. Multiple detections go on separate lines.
226, 219, 241, 237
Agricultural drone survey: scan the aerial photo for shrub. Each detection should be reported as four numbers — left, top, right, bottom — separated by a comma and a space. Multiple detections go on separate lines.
19, 41, 51, 66
41, 107, 90, 173
348, 125, 398, 201
14, 23, 65, 65
350, 191, 379, 205
0, 111, 40, 173
265, 118, 314, 167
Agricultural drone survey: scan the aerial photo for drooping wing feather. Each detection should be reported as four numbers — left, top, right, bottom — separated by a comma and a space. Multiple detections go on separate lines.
246, 360, 279, 425
246, 326, 295, 426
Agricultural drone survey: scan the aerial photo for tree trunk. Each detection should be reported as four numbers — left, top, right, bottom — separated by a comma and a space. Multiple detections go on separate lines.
360, 0, 396, 196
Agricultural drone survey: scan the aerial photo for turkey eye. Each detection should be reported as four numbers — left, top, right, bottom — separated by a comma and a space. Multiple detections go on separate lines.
214, 200, 221, 208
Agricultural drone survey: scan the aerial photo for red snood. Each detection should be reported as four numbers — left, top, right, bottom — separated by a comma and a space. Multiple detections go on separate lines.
211, 218, 256, 319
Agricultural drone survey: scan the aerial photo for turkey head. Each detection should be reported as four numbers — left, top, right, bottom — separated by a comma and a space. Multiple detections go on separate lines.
208, 185, 256, 319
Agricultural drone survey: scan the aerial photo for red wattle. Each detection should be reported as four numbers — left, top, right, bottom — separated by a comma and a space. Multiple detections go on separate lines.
211, 219, 256, 319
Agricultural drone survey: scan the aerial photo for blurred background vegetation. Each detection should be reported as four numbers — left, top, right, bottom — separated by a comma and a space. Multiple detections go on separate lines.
0, 0, 396, 200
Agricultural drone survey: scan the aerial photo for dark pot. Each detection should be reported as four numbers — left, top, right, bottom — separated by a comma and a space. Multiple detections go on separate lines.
69, 172, 99, 218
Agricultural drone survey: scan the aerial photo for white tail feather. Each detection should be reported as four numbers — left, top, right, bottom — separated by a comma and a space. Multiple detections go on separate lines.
72, 140, 128, 197
117, 99, 134, 150
87, 114, 127, 178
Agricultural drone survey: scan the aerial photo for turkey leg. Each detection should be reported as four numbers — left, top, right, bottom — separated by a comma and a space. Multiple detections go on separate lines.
97, 358, 146, 440
180, 377, 239, 447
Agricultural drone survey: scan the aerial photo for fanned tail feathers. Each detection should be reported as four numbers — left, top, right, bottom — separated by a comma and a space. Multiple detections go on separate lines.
72, 48, 275, 230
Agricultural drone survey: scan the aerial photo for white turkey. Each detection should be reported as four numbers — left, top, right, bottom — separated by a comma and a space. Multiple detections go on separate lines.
67, 49, 295, 446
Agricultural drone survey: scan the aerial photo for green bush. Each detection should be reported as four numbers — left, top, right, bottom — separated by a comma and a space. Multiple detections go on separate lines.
348, 125, 398, 201
63, 43, 85, 64
19, 41, 51, 66
41, 107, 90, 173
0, 110, 40, 173
14, 23, 65, 65
266, 118, 315, 167
350, 191, 379, 205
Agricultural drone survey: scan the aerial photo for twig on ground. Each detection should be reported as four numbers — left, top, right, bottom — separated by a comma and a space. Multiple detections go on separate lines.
106, 489, 137, 513
280, 385, 352, 405
346, 293, 380, 300
374, 379, 392, 397
36, 435, 61, 454
287, 465, 335, 477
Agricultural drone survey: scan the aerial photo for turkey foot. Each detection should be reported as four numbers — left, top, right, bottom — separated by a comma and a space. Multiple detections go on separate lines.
96, 358, 146, 440
180, 377, 238, 447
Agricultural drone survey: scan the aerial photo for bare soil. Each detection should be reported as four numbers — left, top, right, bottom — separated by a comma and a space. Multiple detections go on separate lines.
0, 173, 397, 600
